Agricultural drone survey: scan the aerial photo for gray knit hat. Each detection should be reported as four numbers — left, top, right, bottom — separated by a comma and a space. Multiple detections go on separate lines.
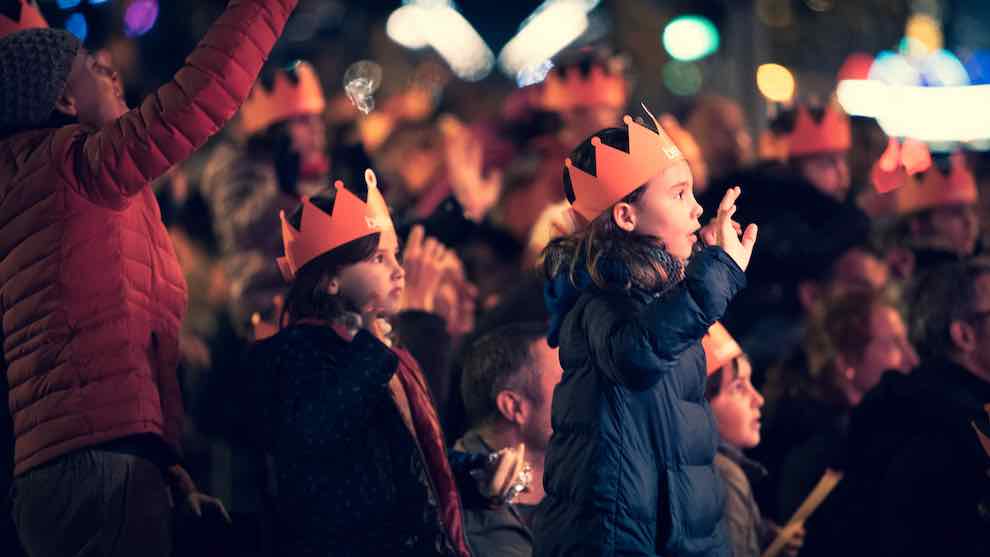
0, 28, 81, 132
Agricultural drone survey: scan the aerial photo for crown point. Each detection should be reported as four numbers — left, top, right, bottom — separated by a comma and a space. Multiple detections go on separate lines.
564, 158, 574, 167
591, 137, 603, 147
622, 115, 634, 126
364, 168, 377, 189
333, 180, 345, 190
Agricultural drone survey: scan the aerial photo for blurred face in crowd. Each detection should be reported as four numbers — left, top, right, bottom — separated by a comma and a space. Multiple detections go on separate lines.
829, 248, 889, 296
954, 273, 990, 380
285, 113, 327, 169
801, 248, 889, 314
56, 49, 129, 128
796, 151, 851, 202
913, 203, 981, 257
710, 357, 764, 449
518, 339, 564, 450
333, 230, 405, 318
686, 97, 754, 180
847, 304, 918, 395
678, 133, 709, 195
616, 160, 703, 262
381, 127, 442, 195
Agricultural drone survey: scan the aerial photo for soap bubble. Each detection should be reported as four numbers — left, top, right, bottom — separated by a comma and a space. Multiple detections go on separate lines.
344, 60, 383, 114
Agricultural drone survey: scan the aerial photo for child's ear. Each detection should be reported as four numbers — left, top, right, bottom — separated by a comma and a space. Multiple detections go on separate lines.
612, 202, 637, 232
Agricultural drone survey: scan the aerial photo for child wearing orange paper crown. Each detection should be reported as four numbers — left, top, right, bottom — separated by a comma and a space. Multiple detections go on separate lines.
703, 323, 805, 557
245, 169, 528, 556
534, 107, 758, 557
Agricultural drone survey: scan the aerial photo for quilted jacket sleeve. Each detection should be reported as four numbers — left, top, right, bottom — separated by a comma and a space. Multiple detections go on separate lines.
56, 0, 298, 209
586, 246, 746, 389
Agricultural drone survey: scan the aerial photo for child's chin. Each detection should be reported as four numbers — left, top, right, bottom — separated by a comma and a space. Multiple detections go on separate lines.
380, 299, 402, 317
672, 247, 693, 262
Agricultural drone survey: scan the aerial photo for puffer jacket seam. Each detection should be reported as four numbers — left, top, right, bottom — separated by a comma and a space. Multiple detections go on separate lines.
0, 189, 55, 237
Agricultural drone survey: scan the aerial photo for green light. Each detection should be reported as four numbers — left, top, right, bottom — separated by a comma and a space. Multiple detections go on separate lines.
662, 15, 720, 62
663, 61, 703, 96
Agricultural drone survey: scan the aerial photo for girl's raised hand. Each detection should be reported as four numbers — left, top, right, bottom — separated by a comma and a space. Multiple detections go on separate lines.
714, 186, 758, 272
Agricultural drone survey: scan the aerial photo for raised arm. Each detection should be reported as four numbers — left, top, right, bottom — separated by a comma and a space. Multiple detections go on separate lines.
58, 0, 298, 208
587, 246, 745, 390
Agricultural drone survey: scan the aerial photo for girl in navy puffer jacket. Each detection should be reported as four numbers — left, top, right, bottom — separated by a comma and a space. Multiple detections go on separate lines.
532, 111, 758, 557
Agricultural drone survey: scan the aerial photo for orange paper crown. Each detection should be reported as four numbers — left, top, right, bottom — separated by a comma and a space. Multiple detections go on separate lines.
0, 0, 47, 38
540, 65, 627, 112
702, 322, 744, 376
241, 61, 327, 135
890, 152, 978, 216
565, 106, 685, 221
870, 137, 932, 194
766, 103, 852, 160
276, 169, 394, 281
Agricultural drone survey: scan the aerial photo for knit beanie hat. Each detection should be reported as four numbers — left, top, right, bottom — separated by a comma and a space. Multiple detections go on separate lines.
0, 28, 81, 133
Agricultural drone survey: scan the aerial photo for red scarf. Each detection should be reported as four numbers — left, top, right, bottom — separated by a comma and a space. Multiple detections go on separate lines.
391, 347, 472, 557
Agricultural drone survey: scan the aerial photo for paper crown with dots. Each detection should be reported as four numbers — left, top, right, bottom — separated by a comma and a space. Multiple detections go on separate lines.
276, 169, 394, 282
761, 102, 852, 160
0, 0, 48, 38
241, 60, 326, 135
565, 105, 685, 221
702, 321, 744, 376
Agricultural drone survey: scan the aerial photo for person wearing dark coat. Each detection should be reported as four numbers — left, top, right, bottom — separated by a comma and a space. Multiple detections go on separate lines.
700, 102, 870, 378
454, 323, 564, 557
250, 322, 478, 556
533, 113, 757, 556
233, 172, 530, 556
753, 290, 917, 522
803, 258, 990, 557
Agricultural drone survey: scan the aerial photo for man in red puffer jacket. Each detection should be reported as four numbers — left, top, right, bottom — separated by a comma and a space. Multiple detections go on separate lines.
0, 0, 298, 555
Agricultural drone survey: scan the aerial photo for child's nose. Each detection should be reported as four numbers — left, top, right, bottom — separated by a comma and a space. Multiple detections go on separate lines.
754, 391, 765, 408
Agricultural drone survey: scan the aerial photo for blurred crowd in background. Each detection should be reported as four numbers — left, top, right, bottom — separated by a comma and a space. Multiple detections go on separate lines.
3, 0, 990, 555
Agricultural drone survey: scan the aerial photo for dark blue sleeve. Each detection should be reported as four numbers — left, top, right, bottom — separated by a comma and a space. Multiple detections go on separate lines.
640, 247, 746, 359
585, 247, 745, 390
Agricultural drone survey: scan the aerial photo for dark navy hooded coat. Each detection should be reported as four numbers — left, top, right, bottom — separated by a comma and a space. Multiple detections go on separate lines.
533, 246, 745, 557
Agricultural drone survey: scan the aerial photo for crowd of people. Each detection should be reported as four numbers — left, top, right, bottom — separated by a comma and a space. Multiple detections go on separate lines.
1, 0, 989, 555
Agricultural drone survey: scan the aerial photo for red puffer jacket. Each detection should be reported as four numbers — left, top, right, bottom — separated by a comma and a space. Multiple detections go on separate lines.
0, 0, 297, 476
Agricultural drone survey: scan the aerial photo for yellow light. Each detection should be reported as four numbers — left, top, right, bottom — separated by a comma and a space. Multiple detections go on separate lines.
905, 13, 942, 57
756, 63, 795, 102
